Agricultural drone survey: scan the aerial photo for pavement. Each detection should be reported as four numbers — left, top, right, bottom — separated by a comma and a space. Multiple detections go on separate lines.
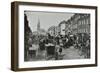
28, 46, 85, 61
62, 46, 85, 60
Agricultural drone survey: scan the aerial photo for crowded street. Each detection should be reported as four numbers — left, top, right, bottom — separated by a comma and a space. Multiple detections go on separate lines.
24, 12, 90, 61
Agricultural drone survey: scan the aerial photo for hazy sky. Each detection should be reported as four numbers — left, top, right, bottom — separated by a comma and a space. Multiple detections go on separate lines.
25, 11, 74, 32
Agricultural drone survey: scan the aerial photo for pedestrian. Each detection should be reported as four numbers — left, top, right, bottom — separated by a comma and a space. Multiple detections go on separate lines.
55, 51, 59, 60
55, 44, 60, 60
59, 47, 62, 55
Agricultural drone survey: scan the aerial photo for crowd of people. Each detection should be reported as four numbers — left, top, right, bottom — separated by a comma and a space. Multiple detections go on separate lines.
37, 32, 90, 60
28, 32, 90, 61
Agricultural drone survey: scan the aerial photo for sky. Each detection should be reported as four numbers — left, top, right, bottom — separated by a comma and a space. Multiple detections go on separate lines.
25, 11, 74, 32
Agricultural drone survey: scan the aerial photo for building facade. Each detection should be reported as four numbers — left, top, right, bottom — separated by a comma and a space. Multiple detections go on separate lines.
59, 20, 67, 35
48, 25, 60, 37
48, 26, 56, 36
24, 14, 32, 61
54, 26, 60, 36
65, 13, 90, 35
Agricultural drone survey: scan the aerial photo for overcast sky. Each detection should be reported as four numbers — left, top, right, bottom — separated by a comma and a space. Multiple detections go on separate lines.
25, 11, 74, 32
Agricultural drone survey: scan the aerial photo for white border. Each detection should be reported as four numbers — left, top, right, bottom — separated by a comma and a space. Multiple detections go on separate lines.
19, 5, 96, 68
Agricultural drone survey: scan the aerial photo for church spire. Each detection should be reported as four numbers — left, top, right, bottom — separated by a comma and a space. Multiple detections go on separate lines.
37, 18, 40, 31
